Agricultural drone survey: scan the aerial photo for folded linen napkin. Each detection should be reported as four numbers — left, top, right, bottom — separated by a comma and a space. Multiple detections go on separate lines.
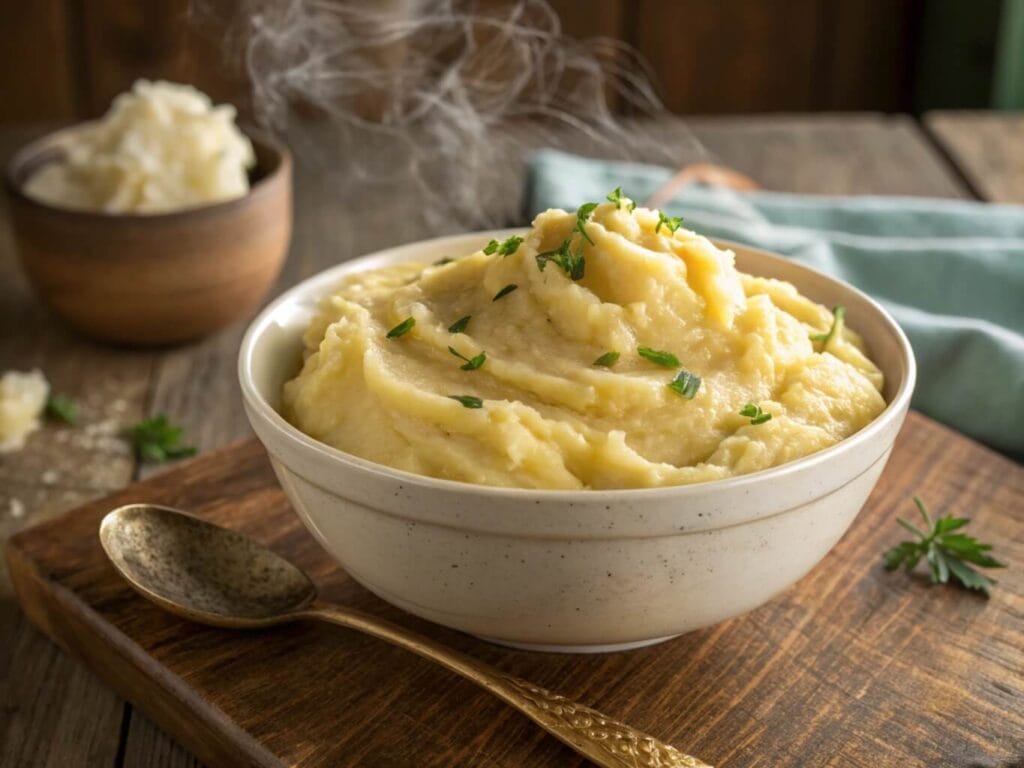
526, 150, 1024, 458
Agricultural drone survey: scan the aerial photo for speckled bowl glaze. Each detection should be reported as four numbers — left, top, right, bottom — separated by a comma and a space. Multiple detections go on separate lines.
239, 231, 915, 652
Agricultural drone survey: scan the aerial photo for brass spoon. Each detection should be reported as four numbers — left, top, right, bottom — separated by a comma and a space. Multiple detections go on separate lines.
99, 503, 710, 768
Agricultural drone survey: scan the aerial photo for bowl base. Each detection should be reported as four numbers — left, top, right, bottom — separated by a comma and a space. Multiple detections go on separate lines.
476, 633, 680, 654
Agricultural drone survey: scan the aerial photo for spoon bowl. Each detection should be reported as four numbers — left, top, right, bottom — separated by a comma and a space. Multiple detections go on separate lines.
99, 504, 316, 627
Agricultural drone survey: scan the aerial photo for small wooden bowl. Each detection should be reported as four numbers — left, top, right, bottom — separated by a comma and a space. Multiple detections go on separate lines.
4, 124, 292, 346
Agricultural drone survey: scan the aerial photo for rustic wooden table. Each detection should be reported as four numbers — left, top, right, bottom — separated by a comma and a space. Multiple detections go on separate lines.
0, 112, 1020, 767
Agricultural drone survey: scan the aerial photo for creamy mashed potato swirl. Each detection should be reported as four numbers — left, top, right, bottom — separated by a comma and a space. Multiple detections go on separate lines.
283, 200, 885, 489
25, 80, 254, 214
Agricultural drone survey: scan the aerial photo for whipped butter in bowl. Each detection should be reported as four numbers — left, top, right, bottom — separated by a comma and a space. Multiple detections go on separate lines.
6, 80, 291, 345
23, 80, 256, 215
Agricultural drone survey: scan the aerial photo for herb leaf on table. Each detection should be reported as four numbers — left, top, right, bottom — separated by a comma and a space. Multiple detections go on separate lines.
883, 496, 1004, 595
129, 416, 196, 463
45, 394, 78, 425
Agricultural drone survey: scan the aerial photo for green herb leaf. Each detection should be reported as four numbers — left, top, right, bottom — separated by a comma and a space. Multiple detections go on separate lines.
739, 402, 771, 425
129, 416, 196, 463
448, 346, 486, 371
483, 235, 524, 257
45, 394, 78, 425
575, 202, 599, 245
883, 496, 1005, 595
655, 211, 683, 234
536, 238, 585, 280
668, 370, 701, 399
607, 186, 637, 211
448, 315, 471, 334
593, 351, 620, 367
637, 346, 680, 368
492, 284, 518, 301
447, 395, 483, 409
386, 316, 416, 339
810, 305, 846, 346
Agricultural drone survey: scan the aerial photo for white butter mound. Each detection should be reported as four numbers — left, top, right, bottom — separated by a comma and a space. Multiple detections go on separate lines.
24, 80, 255, 214
0, 370, 49, 453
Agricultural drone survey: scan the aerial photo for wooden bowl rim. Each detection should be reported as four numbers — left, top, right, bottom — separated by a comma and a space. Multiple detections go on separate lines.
4, 121, 291, 224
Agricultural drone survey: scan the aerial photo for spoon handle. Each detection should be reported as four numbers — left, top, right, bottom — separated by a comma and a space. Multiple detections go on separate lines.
299, 602, 711, 768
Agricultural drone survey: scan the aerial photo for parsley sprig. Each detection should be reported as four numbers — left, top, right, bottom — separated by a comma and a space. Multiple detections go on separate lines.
740, 403, 771, 425
593, 351, 620, 367
493, 284, 518, 301
668, 370, 701, 399
574, 202, 598, 244
884, 496, 1004, 595
656, 211, 683, 235
386, 317, 415, 339
129, 416, 196, 463
606, 187, 636, 211
448, 316, 471, 334
536, 238, 585, 280
483, 235, 524, 257
447, 395, 483, 409
637, 347, 680, 368
448, 346, 486, 371
810, 305, 846, 347
45, 394, 78, 425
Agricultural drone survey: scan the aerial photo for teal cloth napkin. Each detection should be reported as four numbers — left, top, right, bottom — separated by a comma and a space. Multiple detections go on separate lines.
527, 150, 1024, 458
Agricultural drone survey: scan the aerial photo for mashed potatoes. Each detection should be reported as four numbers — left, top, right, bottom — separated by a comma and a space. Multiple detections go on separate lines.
24, 80, 254, 214
0, 370, 48, 453
283, 198, 885, 489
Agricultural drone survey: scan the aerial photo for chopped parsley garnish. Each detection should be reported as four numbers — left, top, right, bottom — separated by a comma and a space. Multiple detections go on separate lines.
740, 403, 772, 425
433, 257, 455, 266
45, 394, 78, 425
129, 416, 196, 463
448, 346, 486, 371
655, 211, 683, 235
668, 370, 701, 399
810, 305, 846, 347
448, 315, 471, 334
606, 186, 636, 211
447, 395, 483, 409
574, 202, 599, 245
884, 496, 1004, 595
637, 346, 680, 368
593, 351, 620, 367
536, 238, 585, 280
492, 284, 518, 301
386, 316, 415, 339
483, 235, 524, 257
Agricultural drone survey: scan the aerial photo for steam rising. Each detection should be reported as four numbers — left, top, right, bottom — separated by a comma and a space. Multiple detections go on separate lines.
195, 0, 708, 232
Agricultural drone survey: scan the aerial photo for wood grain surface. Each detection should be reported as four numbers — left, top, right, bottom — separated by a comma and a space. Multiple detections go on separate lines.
925, 112, 1024, 204
7, 416, 1024, 768
0, 113, 1018, 767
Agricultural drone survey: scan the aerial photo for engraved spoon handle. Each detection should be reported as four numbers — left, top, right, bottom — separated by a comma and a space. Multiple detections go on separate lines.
298, 602, 711, 768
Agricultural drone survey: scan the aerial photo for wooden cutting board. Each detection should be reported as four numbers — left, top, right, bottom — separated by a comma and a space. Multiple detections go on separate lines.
6, 411, 1023, 767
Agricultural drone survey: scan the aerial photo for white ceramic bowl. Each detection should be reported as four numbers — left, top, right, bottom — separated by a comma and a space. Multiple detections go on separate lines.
239, 231, 915, 653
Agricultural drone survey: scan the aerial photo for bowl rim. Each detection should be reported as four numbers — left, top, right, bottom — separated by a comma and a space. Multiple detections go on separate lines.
239, 228, 916, 500
3, 121, 291, 222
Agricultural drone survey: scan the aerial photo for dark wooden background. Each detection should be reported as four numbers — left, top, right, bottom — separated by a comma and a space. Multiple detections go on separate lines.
0, 0, 989, 124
